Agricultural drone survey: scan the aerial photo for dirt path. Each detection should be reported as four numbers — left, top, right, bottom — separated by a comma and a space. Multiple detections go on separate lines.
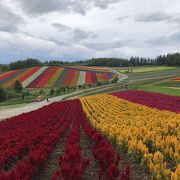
35, 115, 75, 180
80, 127, 99, 179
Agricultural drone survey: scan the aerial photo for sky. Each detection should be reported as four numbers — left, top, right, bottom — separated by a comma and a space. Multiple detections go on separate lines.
0, 0, 180, 63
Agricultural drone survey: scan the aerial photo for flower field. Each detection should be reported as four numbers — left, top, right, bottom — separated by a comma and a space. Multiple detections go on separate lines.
0, 66, 116, 88
111, 90, 180, 113
80, 91, 180, 180
0, 99, 129, 180
0, 90, 179, 179
171, 78, 180, 82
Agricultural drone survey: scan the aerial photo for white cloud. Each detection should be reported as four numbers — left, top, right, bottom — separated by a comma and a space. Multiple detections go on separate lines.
0, 0, 180, 63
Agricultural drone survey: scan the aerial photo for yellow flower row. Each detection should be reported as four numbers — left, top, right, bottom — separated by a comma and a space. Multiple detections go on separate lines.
80, 94, 180, 179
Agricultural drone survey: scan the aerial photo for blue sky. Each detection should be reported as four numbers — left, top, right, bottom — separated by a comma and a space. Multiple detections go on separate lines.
0, 0, 180, 63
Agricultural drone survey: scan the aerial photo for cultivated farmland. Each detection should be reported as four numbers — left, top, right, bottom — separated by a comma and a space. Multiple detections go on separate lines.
0, 66, 116, 88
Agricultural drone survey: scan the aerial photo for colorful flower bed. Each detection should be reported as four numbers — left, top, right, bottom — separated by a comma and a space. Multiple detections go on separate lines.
112, 90, 180, 113
1, 90, 180, 179
0, 66, 116, 88
171, 78, 180, 82
45, 67, 64, 88
0, 99, 129, 179
22, 66, 49, 88
80, 93, 180, 179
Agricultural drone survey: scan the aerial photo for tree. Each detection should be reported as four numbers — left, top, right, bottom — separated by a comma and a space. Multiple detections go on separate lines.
25, 91, 30, 97
88, 84, 92, 88
56, 88, 61, 95
21, 92, 25, 100
39, 89, 44, 95
9, 58, 42, 70
50, 89, 55, 96
111, 77, 119, 83
67, 87, 70, 93
13, 80, 23, 93
0, 86, 7, 102
82, 84, 86, 89
61, 87, 66, 94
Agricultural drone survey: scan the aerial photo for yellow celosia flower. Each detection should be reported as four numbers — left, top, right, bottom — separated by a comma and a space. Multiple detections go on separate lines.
170, 148, 174, 160
163, 168, 170, 179
149, 160, 154, 173
164, 147, 169, 154
171, 172, 179, 180
153, 151, 164, 164
175, 164, 180, 177
174, 153, 179, 161
154, 164, 161, 175
156, 173, 162, 180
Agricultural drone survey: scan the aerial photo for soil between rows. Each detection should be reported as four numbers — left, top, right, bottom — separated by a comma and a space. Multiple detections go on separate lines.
33, 119, 151, 180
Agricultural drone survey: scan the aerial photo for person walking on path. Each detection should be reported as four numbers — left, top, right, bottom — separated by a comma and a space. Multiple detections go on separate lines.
46, 96, 50, 102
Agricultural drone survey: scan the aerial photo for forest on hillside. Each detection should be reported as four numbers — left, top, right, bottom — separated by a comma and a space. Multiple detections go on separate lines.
0, 52, 180, 72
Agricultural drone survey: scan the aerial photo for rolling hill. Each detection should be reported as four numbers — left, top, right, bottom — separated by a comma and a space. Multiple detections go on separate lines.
0, 66, 117, 88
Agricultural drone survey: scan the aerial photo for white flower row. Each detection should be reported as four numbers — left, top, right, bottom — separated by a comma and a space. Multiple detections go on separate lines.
77, 71, 85, 85
22, 66, 49, 88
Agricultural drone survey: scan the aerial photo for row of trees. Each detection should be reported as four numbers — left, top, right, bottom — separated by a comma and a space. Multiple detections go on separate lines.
0, 53, 179, 72
86, 57, 155, 67
0, 59, 83, 72
0, 77, 119, 103
0, 80, 23, 102
156, 53, 180, 66
86, 53, 180, 66
48, 77, 118, 97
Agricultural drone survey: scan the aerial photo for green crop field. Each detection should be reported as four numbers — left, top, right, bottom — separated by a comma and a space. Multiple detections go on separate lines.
118, 66, 176, 73
137, 86, 180, 96
127, 68, 180, 80
153, 80, 180, 88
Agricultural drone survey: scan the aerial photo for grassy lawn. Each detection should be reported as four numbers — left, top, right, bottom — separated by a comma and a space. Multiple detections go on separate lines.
153, 80, 180, 88
118, 66, 176, 73
137, 86, 180, 96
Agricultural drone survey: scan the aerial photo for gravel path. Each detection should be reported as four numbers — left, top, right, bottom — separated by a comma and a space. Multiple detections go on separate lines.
106, 67, 128, 82
0, 96, 63, 121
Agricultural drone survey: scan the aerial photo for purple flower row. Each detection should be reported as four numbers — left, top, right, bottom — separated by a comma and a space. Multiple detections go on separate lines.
111, 90, 180, 113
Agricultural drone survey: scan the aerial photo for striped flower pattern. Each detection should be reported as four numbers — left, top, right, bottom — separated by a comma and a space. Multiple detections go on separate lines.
0, 66, 116, 88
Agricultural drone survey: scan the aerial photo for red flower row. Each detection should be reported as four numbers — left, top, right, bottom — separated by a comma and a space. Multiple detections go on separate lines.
0, 100, 74, 179
52, 100, 89, 180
